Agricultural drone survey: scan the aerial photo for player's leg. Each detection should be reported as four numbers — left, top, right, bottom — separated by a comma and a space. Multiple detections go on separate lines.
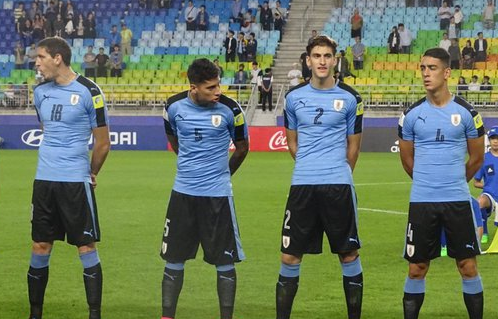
198, 196, 245, 319
477, 195, 490, 243
160, 191, 199, 319
28, 242, 53, 319
277, 185, 318, 319
456, 258, 483, 319
321, 185, 363, 319
402, 203, 441, 319
78, 244, 102, 319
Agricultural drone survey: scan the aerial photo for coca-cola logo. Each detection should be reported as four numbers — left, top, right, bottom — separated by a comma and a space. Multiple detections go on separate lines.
269, 130, 288, 150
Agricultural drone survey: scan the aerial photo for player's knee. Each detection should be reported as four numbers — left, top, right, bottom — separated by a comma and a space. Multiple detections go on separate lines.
408, 262, 429, 279
77, 243, 96, 254
338, 250, 359, 263
457, 258, 478, 278
32, 241, 53, 254
79, 249, 101, 269
281, 253, 302, 265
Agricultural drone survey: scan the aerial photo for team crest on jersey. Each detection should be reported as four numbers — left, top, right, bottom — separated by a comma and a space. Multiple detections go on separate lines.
406, 244, 415, 257
282, 236, 290, 248
333, 99, 344, 111
161, 242, 168, 254
212, 115, 222, 127
451, 114, 461, 126
70, 94, 80, 105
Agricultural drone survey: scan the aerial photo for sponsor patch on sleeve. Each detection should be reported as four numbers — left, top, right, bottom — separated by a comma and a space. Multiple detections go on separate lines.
92, 94, 104, 109
398, 112, 405, 127
234, 113, 245, 126
356, 101, 364, 116
473, 113, 483, 129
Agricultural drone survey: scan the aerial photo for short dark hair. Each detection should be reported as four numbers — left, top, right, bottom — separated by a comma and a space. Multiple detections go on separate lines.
252, 61, 258, 65
398, 23, 404, 27
478, 32, 483, 36
187, 58, 220, 84
265, 68, 271, 72
423, 47, 450, 67
306, 35, 337, 56
37, 37, 72, 66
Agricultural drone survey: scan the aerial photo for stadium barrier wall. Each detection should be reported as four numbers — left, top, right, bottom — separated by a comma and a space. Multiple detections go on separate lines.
1, 115, 497, 152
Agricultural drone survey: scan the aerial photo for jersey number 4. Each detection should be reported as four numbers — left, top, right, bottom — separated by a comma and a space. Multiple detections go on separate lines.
51, 104, 63, 121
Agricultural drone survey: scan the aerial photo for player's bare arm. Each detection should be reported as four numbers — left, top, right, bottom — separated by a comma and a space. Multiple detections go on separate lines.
166, 134, 179, 155
285, 129, 297, 160
466, 136, 484, 182
229, 138, 249, 175
346, 133, 362, 172
90, 126, 111, 188
399, 138, 414, 178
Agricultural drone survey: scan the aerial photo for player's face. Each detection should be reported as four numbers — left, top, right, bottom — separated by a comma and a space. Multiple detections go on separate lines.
489, 136, 498, 151
191, 77, 221, 106
307, 45, 336, 80
35, 47, 60, 81
420, 56, 450, 93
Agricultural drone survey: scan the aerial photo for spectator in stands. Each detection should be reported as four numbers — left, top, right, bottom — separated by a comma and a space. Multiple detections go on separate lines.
308, 30, 318, 46
83, 46, 97, 78
231, 0, 242, 23
27, 43, 37, 70
241, 9, 254, 33
482, 0, 495, 30
28, 2, 42, 21
335, 50, 355, 79
246, 32, 258, 62
273, 0, 287, 21
438, 32, 451, 52
21, 19, 34, 47
236, 32, 247, 62
42, 14, 52, 38
84, 12, 97, 38
14, 2, 26, 29
64, 13, 75, 39
274, 12, 284, 41
157, 0, 171, 9
448, 38, 461, 69
481, 76, 492, 91
287, 63, 302, 89
65, 1, 74, 20
184, 0, 198, 31
462, 39, 476, 69
233, 63, 248, 87
261, 68, 273, 112
32, 13, 45, 43
95, 47, 109, 78
255, 4, 263, 29
454, 5, 464, 37
53, 13, 65, 37
260, 1, 273, 31
120, 23, 133, 56
438, 1, 452, 30
352, 36, 365, 70
457, 76, 468, 95
110, 45, 123, 77
213, 58, 224, 77
16, 10, 27, 34
55, 0, 67, 18
196, 5, 209, 31
14, 42, 26, 70
300, 51, 311, 81
3, 83, 16, 107
350, 8, 363, 39
387, 26, 401, 54
250, 62, 262, 99
447, 16, 457, 39
398, 23, 412, 54
74, 13, 84, 38
474, 32, 488, 62
108, 25, 121, 54
468, 75, 480, 91
225, 30, 237, 62
44, 1, 57, 23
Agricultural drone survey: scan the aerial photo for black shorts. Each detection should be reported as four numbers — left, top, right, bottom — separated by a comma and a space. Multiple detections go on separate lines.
404, 201, 481, 263
280, 184, 360, 255
160, 190, 245, 266
31, 180, 100, 247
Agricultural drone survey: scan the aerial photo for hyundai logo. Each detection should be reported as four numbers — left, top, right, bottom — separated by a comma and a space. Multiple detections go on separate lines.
21, 129, 44, 147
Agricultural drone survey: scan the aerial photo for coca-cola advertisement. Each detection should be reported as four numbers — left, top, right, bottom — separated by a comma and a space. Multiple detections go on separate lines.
248, 127, 288, 152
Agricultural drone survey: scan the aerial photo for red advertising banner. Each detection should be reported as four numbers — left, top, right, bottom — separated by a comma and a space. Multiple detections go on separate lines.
246, 126, 288, 152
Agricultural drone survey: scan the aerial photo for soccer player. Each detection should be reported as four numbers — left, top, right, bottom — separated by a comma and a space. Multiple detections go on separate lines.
474, 126, 498, 243
276, 36, 364, 319
398, 48, 485, 319
160, 58, 249, 319
28, 37, 110, 319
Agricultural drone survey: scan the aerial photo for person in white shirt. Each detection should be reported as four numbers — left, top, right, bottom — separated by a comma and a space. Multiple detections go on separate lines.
184, 0, 198, 31
250, 61, 263, 103
398, 23, 412, 54
483, 0, 495, 30
468, 75, 481, 91
439, 32, 451, 52
453, 5, 464, 37
287, 63, 302, 88
438, 1, 452, 30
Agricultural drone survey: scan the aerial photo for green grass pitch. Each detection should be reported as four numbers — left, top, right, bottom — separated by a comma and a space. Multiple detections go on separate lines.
0, 150, 497, 319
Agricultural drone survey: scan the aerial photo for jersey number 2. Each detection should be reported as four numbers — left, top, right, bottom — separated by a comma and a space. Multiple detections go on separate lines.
51, 104, 63, 121
314, 108, 324, 124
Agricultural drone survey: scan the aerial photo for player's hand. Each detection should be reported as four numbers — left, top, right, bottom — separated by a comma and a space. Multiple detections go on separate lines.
91, 173, 97, 189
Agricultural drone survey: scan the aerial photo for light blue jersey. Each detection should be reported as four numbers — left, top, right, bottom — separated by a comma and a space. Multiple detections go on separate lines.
34, 76, 108, 182
163, 91, 248, 197
474, 151, 498, 200
284, 81, 364, 185
399, 96, 484, 202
